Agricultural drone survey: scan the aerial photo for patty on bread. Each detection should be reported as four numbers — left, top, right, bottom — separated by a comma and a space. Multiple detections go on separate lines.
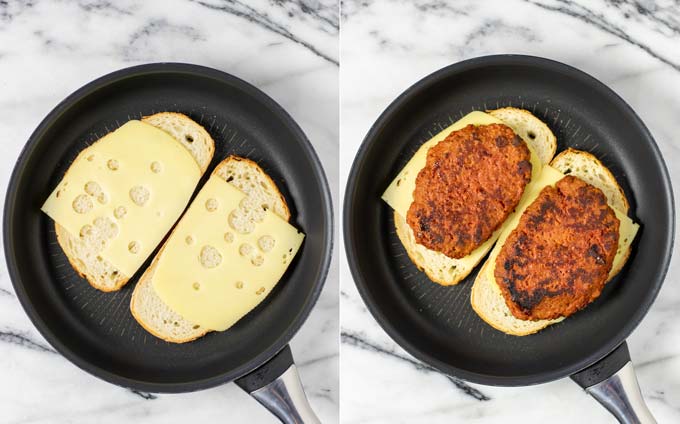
407, 124, 532, 259
495, 176, 620, 320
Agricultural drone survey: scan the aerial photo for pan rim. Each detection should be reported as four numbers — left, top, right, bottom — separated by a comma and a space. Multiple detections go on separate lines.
4, 62, 334, 393
343, 54, 674, 386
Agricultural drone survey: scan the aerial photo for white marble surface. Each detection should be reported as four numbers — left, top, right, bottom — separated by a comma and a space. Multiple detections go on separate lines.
0, 1, 338, 423
340, 0, 680, 423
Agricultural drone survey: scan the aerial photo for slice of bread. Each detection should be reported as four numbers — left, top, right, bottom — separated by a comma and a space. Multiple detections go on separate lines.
130, 156, 291, 343
471, 149, 631, 336
394, 108, 557, 285
55, 113, 215, 292
487, 107, 557, 166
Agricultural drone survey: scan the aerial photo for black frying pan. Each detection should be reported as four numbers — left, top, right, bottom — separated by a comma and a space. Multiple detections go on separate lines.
4, 63, 332, 423
344, 55, 673, 423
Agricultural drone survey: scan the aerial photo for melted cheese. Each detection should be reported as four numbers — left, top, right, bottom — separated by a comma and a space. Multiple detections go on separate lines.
484, 165, 639, 280
42, 120, 201, 277
151, 175, 305, 331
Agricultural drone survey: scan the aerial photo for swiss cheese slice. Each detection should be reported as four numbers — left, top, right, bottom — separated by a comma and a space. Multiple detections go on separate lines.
151, 175, 305, 331
484, 165, 639, 281
381, 111, 543, 273
42, 120, 201, 277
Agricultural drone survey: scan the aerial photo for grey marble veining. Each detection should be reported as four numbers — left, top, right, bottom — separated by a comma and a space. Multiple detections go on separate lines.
0, 0, 338, 423
340, 0, 680, 423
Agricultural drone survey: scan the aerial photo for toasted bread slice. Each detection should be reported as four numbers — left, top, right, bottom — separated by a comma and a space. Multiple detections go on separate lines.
130, 156, 291, 343
55, 113, 215, 292
395, 108, 557, 285
472, 149, 632, 336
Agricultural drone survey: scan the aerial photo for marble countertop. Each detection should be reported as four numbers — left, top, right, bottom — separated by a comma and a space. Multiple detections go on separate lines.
340, 0, 680, 423
0, 1, 338, 423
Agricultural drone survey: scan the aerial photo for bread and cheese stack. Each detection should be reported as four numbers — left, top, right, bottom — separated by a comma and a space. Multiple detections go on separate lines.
42, 112, 215, 291
382, 108, 557, 285
471, 150, 638, 336
43, 114, 304, 344
131, 156, 304, 343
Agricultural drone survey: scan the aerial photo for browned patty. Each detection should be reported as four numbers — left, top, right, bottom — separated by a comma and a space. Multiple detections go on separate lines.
494, 176, 620, 321
407, 123, 532, 259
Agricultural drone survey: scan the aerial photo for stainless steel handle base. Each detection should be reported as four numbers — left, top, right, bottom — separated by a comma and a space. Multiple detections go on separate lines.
586, 361, 656, 424
250, 364, 321, 424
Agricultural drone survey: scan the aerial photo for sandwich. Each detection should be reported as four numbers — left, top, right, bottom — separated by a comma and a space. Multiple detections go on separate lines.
471, 149, 639, 335
382, 107, 556, 285
131, 156, 304, 343
42, 112, 215, 291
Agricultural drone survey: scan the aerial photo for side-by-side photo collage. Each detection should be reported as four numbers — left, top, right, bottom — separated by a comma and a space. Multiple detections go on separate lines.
0, 1, 678, 423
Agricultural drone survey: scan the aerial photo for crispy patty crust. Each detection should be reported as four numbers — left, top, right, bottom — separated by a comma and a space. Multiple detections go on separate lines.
495, 176, 620, 320
407, 124, 532, 259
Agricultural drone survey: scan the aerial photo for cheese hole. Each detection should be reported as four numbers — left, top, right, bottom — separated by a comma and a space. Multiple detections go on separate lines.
94, 216, 118, 238
235, 281, 244, 289
130, 185, 150, 206
150, 161, 162, 173
114, 206, 127, 219
527, 131, 536, 140
72, 194, 93, 214
96, 255, 103, 262
199, 245, 222, 268
185, 235, 195, 245
205, 198, 218, 212
79, 224, 92, 238
56, 190, 61, 198
192, 325, 200, 329
256, 287, 265, 295
229, 210, 255, 234
87, 155, 95, 162
192, 282, 200, 291
128, 241, 140, 254
224, 232, 234, 243
252, 255, 264, 267
258, 235, 275, 252
239, 243, 253, 257
84, 181, 101, 197
185, 134, 194, 143
97, 192, 108, 205
107, 159, 119, 170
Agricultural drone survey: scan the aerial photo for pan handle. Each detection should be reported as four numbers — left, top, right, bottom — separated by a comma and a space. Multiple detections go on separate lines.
570, 341, 656, 424
235, 345, 321, 424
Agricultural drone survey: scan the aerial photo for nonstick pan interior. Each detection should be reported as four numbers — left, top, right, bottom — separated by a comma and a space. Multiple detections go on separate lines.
4, 64, 332, 392
344, 56, 673, 385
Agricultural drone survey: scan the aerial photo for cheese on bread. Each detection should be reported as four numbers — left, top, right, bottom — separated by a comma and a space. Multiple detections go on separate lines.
43, 116, 214, 291
131, 156, 299, 341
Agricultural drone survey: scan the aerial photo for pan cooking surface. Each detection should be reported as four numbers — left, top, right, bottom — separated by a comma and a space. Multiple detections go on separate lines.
6, 64, 331, 392
344, 56, 673, 385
